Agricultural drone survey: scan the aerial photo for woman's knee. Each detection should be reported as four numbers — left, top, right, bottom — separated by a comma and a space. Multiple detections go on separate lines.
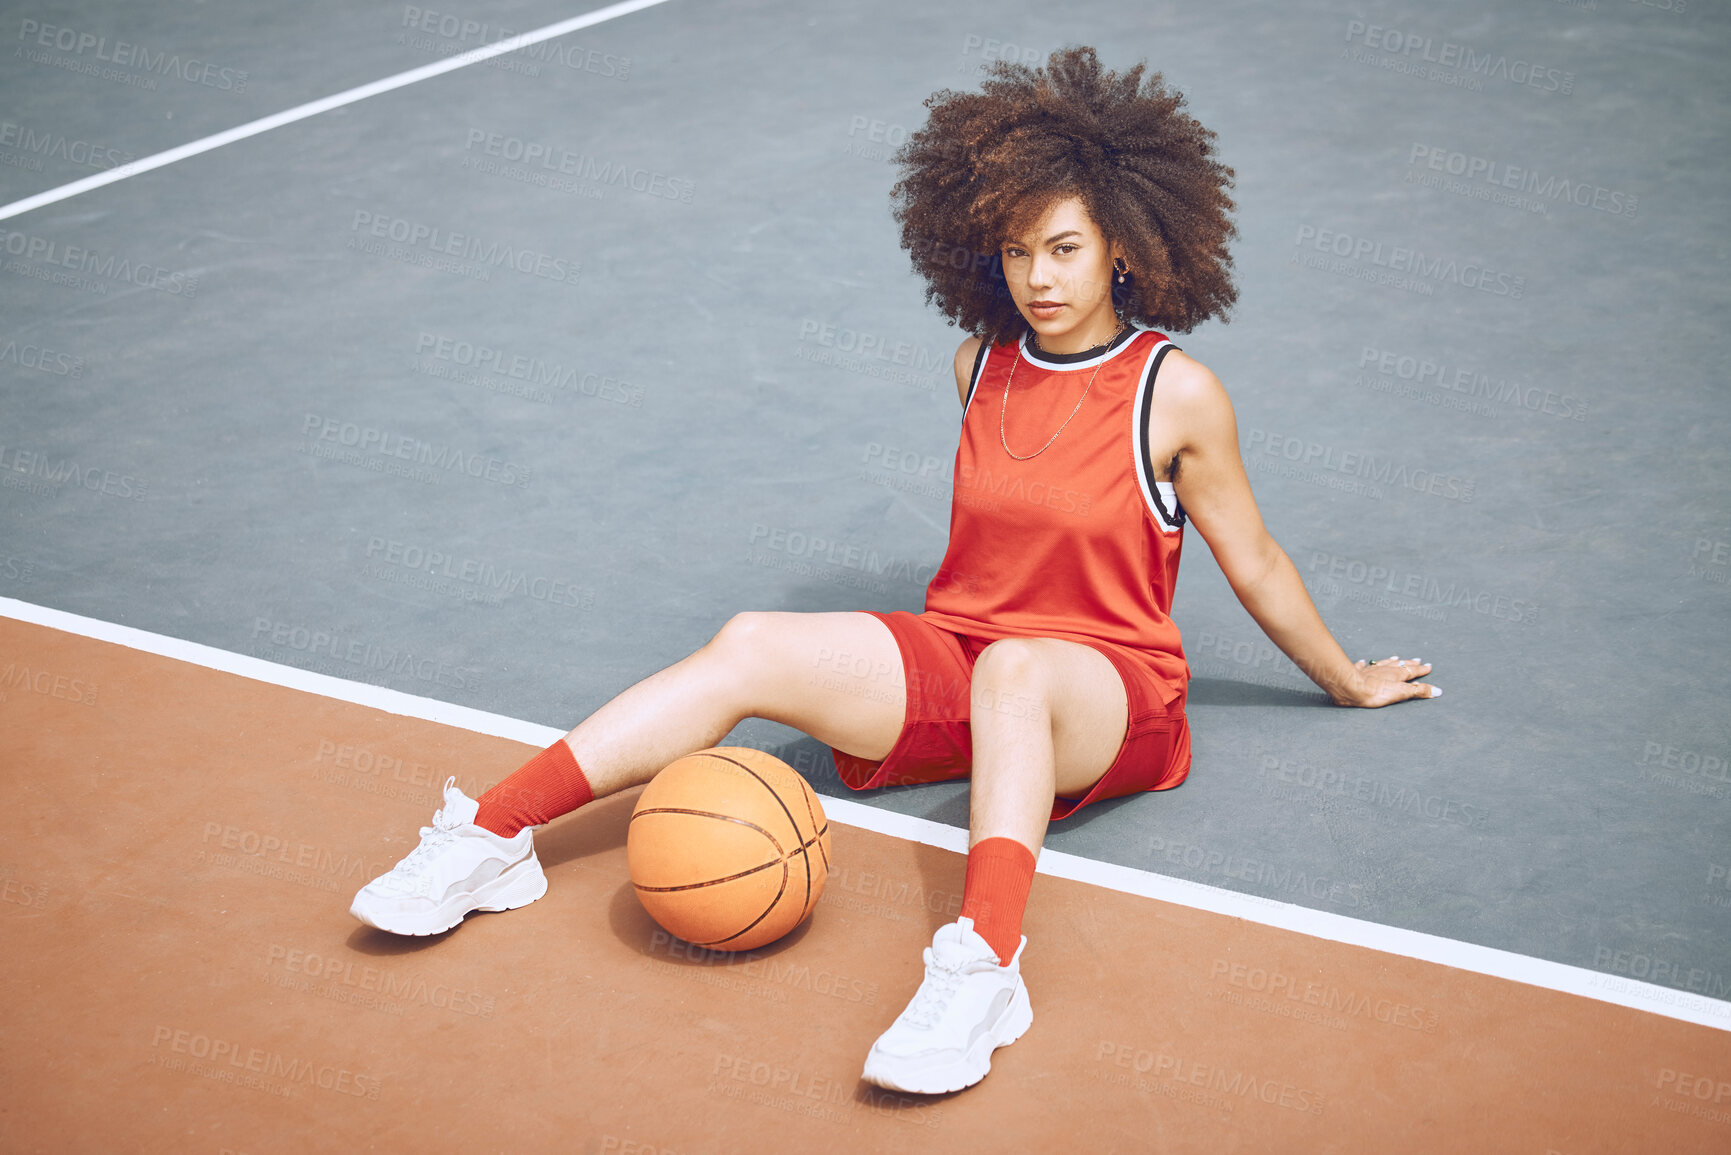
972, 637, 1044, 682
697, 611, 905, 756
707, 610, 772, 655
697, 612, 779, 690
970, 639, 1052, 721
701, 610, 830, 708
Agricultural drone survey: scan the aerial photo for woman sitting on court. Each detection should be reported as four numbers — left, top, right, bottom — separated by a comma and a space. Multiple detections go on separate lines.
351, 45, 1439, 1096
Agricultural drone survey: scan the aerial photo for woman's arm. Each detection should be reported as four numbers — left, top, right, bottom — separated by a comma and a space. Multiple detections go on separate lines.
1160, 352, 1438, 708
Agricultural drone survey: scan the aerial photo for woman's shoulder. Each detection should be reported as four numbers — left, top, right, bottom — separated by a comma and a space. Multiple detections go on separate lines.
954, 333, 987, 362
1150, 344, 1233, 425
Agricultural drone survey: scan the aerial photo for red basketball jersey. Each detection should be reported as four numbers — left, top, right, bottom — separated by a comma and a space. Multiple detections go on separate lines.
919, 326, 1189, 703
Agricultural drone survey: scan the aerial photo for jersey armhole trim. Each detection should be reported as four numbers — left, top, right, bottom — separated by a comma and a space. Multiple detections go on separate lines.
962, 337, 990, 416
1133, 338, 1186, 534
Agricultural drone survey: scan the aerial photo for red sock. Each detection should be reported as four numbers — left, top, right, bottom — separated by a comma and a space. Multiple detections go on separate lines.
958, 836, 1037, 965
472, 740, 594, 837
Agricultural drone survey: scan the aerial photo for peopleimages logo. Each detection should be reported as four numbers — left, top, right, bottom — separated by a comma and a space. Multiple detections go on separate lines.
0, 339, 84, 377
796, 319, 947, 374
0, 119, 134, 171
16, 19, 249, 92
299, 413, 532, 488
250, 618, 479, 691
1293, 226, 1525, 298
462, 130, 693, 202
747, 523, 948, 588
1407, 144, 1637, 219
363, 536, 594, 611
0, 226, 199, 297
0, 442, 148, 500
348, 210, 579, 286
1356, 346, 1587, 421
148, 1024, 380, 1099
1343, 19, 1575, 95
1245, 429, 1475, 503
399, 6, 630, 78
413, 331, 645, 407
1307, 549, 1538, 626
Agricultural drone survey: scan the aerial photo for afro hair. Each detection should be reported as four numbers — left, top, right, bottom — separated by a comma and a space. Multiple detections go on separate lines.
889, 45, 1238, 345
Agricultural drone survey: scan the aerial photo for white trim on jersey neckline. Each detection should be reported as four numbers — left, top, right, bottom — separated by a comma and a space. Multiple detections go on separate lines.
1017, 324, 1145, 371
966, 327, 1154, 413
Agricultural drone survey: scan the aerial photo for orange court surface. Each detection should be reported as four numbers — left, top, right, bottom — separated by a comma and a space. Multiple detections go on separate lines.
3, 608, 1729, 1152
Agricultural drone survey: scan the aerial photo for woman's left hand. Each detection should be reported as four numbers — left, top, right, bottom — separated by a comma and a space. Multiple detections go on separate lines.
1334, 655, 1440, 708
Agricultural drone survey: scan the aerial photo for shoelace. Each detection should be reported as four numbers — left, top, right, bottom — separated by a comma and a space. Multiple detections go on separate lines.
378, 804, 463, 895
901, 942, 976, 1030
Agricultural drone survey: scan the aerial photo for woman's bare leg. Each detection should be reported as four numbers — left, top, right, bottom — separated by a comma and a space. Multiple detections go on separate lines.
351, 611, 906, 935
559, 610, 907, 797
964, 637, 1129, 853
860, 636, 1129, 1095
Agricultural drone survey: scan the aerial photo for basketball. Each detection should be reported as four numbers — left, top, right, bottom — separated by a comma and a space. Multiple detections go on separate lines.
627, 747, 832, 952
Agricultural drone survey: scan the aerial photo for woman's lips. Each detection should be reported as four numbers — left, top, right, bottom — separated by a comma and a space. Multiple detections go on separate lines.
1029, 302, 1063, 317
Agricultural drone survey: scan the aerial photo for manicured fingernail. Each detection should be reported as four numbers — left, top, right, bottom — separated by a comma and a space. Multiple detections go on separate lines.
1430, 686, 1442, 697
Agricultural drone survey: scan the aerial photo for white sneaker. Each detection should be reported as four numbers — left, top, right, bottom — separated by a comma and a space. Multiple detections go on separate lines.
860, 916, 1033, 1094
349, 776, 548, 935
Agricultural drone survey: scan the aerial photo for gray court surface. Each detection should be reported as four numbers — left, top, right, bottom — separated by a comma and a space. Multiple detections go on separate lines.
3, 0, 1728, 1004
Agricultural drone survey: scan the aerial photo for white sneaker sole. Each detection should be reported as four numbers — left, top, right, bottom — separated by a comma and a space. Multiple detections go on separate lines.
860, 977, 1033, 1095
349, 854, 549, 936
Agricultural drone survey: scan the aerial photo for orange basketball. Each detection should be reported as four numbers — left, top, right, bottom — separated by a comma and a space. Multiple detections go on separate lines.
627, 747, 831, 952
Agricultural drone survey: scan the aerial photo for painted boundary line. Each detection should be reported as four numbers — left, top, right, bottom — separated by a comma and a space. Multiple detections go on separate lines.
0, 595, 562, 745
0, 0, 677, 222
2, 594, 1727, 1034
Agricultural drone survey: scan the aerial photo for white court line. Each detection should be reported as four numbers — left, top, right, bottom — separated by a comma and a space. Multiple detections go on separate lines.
2, 593, 1727, 1035
0, 0, 677, 222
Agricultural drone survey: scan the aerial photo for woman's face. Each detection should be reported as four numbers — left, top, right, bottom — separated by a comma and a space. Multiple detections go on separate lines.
999, 195, 1122, 352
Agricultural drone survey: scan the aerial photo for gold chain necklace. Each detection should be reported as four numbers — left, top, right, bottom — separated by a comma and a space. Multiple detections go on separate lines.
999, 319, 1126, 461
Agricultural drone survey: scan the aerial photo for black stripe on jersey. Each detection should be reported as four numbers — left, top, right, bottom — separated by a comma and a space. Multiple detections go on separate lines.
1136, 340, 1187, 529
962, 336, 990, 415
1018, 321, 1140, 367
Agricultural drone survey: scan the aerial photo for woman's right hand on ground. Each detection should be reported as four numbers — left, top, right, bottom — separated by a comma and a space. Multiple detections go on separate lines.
1334, 655, 1440, 708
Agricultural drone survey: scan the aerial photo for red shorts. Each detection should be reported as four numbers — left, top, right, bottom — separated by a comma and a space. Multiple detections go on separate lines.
828, 610, 1191, 821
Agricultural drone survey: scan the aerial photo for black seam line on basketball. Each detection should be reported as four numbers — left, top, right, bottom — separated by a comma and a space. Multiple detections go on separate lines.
798, 779, 831, 878
632, 806, 789, 851
700, 849, 789, 947
807, 823, 829, 877
785, 828, 827, 913
706, 753, 816, 915
633, 855, 783, 893
698, 870, 787, 947
626, 810, 789, 893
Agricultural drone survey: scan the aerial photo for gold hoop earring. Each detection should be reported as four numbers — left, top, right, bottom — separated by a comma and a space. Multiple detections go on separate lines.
1113, 256, 1129, 284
